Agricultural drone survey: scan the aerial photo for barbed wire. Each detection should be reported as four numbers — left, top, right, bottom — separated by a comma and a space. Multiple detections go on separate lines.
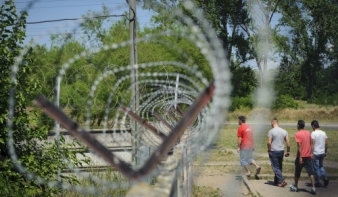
7, 0, 231, 196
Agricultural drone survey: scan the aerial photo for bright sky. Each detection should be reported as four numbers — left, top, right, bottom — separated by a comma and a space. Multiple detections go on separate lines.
11, 0, 154, 45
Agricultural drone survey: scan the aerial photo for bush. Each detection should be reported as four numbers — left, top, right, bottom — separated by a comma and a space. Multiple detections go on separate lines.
271, 95, 299, 110
308, 93, 338, 106
229, 96, 254, 112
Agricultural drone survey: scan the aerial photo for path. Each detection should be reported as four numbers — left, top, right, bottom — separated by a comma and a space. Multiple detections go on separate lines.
193, 147, 338, 196
247, 179, 338, 197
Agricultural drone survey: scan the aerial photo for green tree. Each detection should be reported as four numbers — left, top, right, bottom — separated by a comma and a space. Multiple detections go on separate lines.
230, 63, 257, 97
144, 0, 258, 98
0, 1, 87, 196
80, 5, 112, 47
277, 0, 338, 100
243, 0, 281, 88
192, 0, 252, 65
73, 6, 214, 125
273, 56, 306, 99
29, 4, 228, 127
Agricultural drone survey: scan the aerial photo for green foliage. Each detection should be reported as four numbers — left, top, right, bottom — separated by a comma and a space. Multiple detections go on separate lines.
271, 95, 299, 110
28, 6, 216, 127
276, 0, 338, 99
230, 94, 299, 111
273, 56, 306, 100
189, 0, 253, 65
229, 96, 254, 112
307, 64, 338, 106
0, 1, 88, 196
230, 63, 257, 98
308, 94, 338, 106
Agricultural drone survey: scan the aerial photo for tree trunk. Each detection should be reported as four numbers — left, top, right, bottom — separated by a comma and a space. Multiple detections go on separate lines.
307, 75, 314, 100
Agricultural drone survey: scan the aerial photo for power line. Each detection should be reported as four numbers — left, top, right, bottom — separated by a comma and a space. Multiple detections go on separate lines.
25, 22, 151, 36
27, 14, 127, 24
26, 33, 85, 37
14, 0, 114, 3
16, 2, 126, 9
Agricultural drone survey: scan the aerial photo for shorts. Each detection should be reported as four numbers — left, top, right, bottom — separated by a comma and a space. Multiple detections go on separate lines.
294, 157, 314, 177
240, 149, 254, 166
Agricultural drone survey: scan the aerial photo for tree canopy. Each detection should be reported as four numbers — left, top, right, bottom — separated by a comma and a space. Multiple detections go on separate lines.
0, 1, 87, 196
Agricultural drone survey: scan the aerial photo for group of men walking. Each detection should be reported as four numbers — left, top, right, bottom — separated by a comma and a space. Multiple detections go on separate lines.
237, 116, 329, 195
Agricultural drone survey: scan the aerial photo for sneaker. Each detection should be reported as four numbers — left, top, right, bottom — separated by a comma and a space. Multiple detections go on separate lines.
278, 181, 287, 187
289, 184, 298, 192
311, 187, 316, 195
255, 166, 261, 175
314, 183, 322, 187
324, 178, 329, 187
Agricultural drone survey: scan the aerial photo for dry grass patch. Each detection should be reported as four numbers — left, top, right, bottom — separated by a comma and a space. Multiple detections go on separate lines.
196, 149, 269, 163
227, 104, 338, 122
272, 107, 338, 122
196, 149, 237, 162
195, 165, 242, 176
192, 185, 222, 197
58, 170, 128, 197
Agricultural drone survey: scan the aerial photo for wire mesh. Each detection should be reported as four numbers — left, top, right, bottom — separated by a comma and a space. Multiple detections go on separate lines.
6, 0, 231, 196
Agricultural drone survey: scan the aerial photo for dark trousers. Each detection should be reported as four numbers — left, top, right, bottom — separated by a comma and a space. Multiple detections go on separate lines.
269, 150, 285, 184
295, 157, 314, 177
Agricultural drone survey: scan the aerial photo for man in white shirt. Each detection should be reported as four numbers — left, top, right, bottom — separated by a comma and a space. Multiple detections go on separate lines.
311, 120, 329, 187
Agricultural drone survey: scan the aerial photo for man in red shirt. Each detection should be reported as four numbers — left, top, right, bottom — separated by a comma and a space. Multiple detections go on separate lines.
237, 116, 261, 178
289, 120, 316, 194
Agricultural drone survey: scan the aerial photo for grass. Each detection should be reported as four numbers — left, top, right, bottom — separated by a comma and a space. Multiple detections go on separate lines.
195, 165, 243, 175
227, 106, 338, 122
196, 149, 267, 163
58, 169, 223, 197
215, 125, 338, 162
58, 169, 128, 197
197, 124, 338, 180
192, 185, 222, 197
196, 149, 237, 162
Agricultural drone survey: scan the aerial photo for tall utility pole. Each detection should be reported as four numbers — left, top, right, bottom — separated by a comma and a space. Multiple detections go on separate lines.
54, 76, 61, 185
129, 0, 139, 167
174, 74, 180, 109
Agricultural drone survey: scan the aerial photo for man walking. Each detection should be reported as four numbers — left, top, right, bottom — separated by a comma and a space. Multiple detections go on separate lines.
237, 116, 261, 178
267, 118, 290, 187
311, 120, 329, 187
289, 120, 316, 194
